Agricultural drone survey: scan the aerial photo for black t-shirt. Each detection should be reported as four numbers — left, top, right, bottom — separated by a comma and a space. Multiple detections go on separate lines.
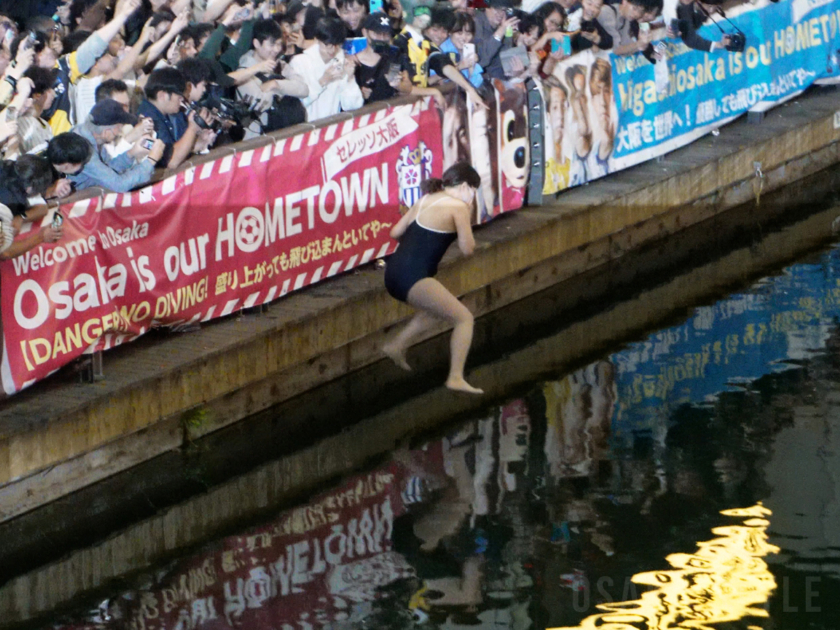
355, 55, 398, 104
572, 18, 614, 51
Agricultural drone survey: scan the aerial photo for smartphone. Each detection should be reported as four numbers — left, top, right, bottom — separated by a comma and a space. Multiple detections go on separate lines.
462, 42, 475, 58
51, 209, 63, 230
141, 138, 155, 150
234, 7, 250, 19
23, 30, 37, 50
369, 0, 383, 13
343, 37, 367, 56
386, 62, 401, 83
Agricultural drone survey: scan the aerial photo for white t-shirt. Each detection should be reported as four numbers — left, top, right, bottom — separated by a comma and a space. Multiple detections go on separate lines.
74, 75, 103, 125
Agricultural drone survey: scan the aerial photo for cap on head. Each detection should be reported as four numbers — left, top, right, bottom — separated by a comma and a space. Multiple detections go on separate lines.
362, 11, 393, 34
89, 98, 138, 126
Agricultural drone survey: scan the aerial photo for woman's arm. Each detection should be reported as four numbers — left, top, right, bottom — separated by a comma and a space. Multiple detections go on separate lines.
453, 203, 475, 256
390, 202, 419, 239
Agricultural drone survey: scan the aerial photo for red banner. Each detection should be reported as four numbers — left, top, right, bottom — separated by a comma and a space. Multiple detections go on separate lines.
0, 100, 444, 394
121, 464, 412, 630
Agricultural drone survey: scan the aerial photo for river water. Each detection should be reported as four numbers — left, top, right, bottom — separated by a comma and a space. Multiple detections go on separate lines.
43, 235, 840, 629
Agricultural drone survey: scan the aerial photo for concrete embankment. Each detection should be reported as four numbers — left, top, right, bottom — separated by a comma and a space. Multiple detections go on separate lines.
0, 87, 839, 623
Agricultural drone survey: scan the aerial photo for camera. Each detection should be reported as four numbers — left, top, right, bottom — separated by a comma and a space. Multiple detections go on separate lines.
725, 31, 746, 52
185, 84, 254, 133
141, 138, 155, 150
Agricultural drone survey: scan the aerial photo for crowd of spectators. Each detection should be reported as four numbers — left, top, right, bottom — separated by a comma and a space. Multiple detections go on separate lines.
0, 0, 743, 257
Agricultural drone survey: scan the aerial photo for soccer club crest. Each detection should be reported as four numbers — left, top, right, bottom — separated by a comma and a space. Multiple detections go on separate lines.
396, 143, 433, 211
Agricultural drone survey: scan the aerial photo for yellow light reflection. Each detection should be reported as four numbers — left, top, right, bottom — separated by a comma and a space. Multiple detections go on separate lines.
550, 503, 780, 630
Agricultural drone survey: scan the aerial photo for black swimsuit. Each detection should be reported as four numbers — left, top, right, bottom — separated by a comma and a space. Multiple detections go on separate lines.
384, 197, 458, 302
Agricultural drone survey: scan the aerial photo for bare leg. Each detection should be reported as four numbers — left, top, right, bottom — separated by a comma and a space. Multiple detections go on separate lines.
382, 310, 436, 371
407, 278, 482, 395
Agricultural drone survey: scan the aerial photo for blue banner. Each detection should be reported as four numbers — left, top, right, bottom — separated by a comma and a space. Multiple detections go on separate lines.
609, 247, 840, 441
542, 0, 840, 193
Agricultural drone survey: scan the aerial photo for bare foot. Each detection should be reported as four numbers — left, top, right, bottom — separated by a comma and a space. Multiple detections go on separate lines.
383, 342, 411, 371
445, 376, 484, 395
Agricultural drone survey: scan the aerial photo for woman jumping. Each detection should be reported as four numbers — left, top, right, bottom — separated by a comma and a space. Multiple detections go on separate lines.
382, 162, 483, 395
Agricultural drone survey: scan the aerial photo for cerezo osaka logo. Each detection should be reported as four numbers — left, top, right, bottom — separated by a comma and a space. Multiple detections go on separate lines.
395, 143, 432, 212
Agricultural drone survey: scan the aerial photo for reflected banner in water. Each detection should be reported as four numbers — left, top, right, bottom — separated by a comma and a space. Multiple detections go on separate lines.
550, 504, 780, 630
44, 240, 840, 630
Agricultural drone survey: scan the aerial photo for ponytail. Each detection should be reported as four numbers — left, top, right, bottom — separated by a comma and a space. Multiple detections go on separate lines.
421, 162, 481, 196
421, 178, 444, 195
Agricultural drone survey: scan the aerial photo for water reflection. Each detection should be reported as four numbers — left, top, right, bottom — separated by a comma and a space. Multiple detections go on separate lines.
50, 249, 840, 630
553, 504, 779, 630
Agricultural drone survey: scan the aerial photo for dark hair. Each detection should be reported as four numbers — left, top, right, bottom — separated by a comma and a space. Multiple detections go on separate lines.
284, 1, 307, 24
149, 9, 176, 29
314, 16, 346, 45
180, 23, 214, 49
451, 12, 475, 34
421, 162, 480, 194
428, 7, 456, 31
176, 57, 214, 87
641, 0, 663, 15
335, 0, 366, 10
253, 18, 283, 44
303, 6, 325, 39
10, 31, 46, 58
23, 66, 57, 94
24, 15, 55, 35
14, 155, 54, 195
95, 78, 128, 102
534, 1, 566, 25
517, 13, 544, 37
47, 132, 93, 167
69, 0, 99, 26
144, 67, 187, 100
62, 29, 91, 53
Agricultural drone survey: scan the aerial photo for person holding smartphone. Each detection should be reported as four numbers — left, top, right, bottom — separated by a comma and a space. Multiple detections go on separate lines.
571, 0, 612, 51
48, 99, 164, 193
353, 12, 408, 104
473, 0, 519, 80
285, 17, 364, 121
440, 12, 484, 88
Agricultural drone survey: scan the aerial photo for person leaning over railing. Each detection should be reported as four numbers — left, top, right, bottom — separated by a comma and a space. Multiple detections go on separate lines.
137, 67, 213, 169
666, 0, 735, 52
47, 98, 164, 193
440, 12, 484, 89
236, 18, 308, 136
597, 0, 663, 55
473, 0, 520, 80
352, 12, 412, 104
285, 16, 364, 122
0, 153, 73, 225
394, 7, 485, 106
